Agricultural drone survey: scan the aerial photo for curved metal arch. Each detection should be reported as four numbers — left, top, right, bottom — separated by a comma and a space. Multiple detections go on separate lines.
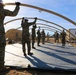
37, 18, 76, 39
4, 17, 63, 31
31, 26, 68, 39
18, 27, 69, 41
17, 25, 60, 33
4, 18, 22, 25
18, 26, 60, 33
11, 23, 69, 41
36, 28, 58, 34
36, 26, 61, 32
5, 21, 61, 32
36, 27, 61, 33
3, 17, 69, 32
31, 27, 69, 41
4, 3, 76, 25
33, 28, 56, 33
4, 17, 76, 39
37, 23, 61, 32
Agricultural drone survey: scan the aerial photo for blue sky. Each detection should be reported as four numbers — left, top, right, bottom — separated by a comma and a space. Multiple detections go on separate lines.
3, 0, 76, 35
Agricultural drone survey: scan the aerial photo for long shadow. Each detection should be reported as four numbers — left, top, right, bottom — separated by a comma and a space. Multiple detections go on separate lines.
26, 56, 49, 68
45, 43, 74, 49
46, 62, 73, 69
26, 56, 63, 70
36, 49, 76, 65
45, 43, 63, 48
6, 51, 64, 69
5, 51, 25, 58
41, 45, 76, 56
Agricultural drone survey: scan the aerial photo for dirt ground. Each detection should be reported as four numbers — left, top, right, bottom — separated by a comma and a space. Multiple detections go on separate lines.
0, 67, 76, 75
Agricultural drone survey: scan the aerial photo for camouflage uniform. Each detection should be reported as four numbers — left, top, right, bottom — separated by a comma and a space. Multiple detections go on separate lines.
41, 29, 45, 44
32, 24, 36, 48
60, 30, 66, 46
0, 2, 20, 68
37, 29, 41, 46
47, 32, 49, 42
21, 18, 37, 56
54, 31, 59, 43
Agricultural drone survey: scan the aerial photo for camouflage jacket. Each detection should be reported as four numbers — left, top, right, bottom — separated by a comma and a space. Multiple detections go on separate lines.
0, 5, 20, 43
0, 5, 20, 34
21, 20, 36, 37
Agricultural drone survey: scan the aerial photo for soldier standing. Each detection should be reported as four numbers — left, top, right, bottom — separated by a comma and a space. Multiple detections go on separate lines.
47, 32, 50, 42
37, 26, 41, 46
54, 31, 59, 43
32, 24, 37, 49
41, 29, 45, 44
21, 17, 37, 56
0, 0, 20, 71
60, 30, 66, 46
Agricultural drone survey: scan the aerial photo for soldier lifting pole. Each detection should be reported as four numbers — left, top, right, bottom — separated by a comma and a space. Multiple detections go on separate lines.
4, 17, 76, 39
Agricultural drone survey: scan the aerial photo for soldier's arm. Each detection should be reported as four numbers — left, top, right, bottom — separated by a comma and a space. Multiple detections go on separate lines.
28, 17, 37, 26
21, 18, 25, 28
4, 2, 20, 16
65, 32, 66, 36
34, 24, 37, 28
21, 17, 24, 25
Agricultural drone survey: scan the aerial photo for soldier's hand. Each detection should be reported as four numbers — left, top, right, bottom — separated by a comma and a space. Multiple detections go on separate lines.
15, 2, 21, 6
34, 17, 37, 20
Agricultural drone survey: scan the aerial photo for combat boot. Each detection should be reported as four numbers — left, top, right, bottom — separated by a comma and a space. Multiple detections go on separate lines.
32, 47, 36, 49
28, 52, 33, 55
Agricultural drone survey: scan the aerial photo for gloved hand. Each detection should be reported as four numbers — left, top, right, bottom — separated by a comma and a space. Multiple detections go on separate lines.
15, 2, 21, 6
34, 17, 37, 19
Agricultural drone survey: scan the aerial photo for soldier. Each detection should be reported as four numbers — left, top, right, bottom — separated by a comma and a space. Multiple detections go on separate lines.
32, 24, 37, 49
47, 32, 50, 42
21, 17, 37, 56
41, 29, 45, 44
37, 26, 41, 46
54, 31, 59, 43
60, 30, 66, 46
0, 0, 20, 71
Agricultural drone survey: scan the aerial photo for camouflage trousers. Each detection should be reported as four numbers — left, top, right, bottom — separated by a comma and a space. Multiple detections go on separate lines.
32, 36, 35, 47
42, 37, 45, 44
0, 34, 6, 66
0, 44, 5, 66
22, 35, 31, 54
37, 37, 41, 46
